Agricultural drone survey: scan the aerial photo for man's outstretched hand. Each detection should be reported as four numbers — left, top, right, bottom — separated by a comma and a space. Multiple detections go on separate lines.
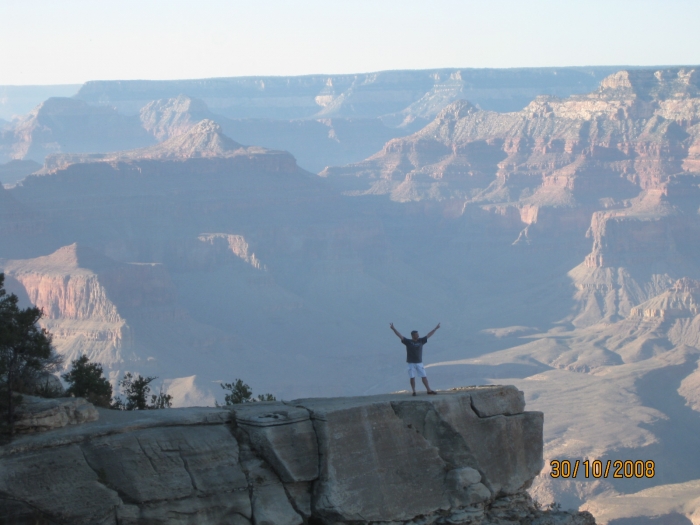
427, 322, 441, 338
390, 322, 403, 339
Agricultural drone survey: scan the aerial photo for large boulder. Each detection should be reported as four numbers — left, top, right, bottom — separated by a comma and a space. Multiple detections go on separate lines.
391, 387, 543, 495
14, 395, 98, 433
291, 386, 543, 522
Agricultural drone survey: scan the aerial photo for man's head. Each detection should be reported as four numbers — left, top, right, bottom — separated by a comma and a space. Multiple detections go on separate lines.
411, 330, 419, 341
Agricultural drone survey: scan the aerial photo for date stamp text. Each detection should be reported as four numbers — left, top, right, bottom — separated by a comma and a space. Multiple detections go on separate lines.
550, 460, 655, 479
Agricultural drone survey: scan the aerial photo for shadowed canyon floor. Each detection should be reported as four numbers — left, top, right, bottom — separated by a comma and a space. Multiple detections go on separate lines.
2, 67, 700, 523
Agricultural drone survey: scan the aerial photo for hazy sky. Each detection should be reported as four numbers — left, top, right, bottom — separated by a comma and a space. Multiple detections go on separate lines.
2, 0, 700, 85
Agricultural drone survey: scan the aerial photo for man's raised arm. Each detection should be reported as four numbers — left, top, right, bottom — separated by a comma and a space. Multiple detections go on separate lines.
389, 323, 404, 340
426, 322, 441, 339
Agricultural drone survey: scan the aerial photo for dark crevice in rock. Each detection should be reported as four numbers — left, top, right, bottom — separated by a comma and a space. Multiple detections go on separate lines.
307, 417, 326, 519
178, 451, 198, 493
469, 396, 482, 418
76, 442, 130, 507
135, 435, 160, 474
281, 482, 309, 524
226, 421, 256, 520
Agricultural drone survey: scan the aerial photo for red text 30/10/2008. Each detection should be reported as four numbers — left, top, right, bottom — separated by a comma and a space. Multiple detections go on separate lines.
550, 460, 655, 479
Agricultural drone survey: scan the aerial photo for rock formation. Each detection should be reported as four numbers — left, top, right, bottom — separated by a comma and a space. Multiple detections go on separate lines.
14, 395, 99, 433
140, 95, 215, 141
2, 67, 627, 172
135, 94, 415, 173
0, 97, 154, 164
322, 68, 700, 204
0, 387, 594, 525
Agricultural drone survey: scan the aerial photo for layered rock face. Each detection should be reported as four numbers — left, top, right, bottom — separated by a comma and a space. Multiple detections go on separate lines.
0, 388, 594, 525
322, 67, 700, 324
322, 68, 700, 203
0, 97, 154, 163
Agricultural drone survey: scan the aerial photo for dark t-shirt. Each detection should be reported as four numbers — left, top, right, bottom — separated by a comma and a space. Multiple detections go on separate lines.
402, 336, 428, 363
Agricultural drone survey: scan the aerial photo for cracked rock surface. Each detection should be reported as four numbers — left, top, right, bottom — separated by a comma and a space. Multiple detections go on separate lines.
0, 387, 594, 524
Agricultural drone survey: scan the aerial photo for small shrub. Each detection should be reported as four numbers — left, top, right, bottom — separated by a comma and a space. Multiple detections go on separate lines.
218, 379, 276, 405
112, 372, 172, 410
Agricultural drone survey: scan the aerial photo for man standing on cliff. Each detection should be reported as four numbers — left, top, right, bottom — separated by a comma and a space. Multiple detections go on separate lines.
390, 322, 440, 396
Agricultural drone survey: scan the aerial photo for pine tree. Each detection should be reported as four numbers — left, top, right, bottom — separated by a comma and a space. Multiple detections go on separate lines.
0, 273, 62, 435
62, 355, 113, 408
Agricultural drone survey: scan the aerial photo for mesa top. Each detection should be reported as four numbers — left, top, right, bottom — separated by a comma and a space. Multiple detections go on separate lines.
402, 336, 428, 363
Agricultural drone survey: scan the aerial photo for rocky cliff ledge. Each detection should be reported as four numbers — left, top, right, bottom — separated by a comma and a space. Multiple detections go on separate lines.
0, 386, 594, 525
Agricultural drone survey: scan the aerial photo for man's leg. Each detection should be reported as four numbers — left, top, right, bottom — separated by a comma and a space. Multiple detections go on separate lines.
421, 376, 436, 394
408, 364, 417, 395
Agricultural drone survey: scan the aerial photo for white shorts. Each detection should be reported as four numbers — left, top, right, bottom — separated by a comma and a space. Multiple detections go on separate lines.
407, 363, 427, 379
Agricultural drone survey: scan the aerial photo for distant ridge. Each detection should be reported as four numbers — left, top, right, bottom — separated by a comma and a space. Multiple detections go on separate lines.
40, 119, 281, 171
73, 66, 637, 118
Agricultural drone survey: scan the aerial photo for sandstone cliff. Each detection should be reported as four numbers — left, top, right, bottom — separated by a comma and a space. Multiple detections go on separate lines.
0, 387, 594, 525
